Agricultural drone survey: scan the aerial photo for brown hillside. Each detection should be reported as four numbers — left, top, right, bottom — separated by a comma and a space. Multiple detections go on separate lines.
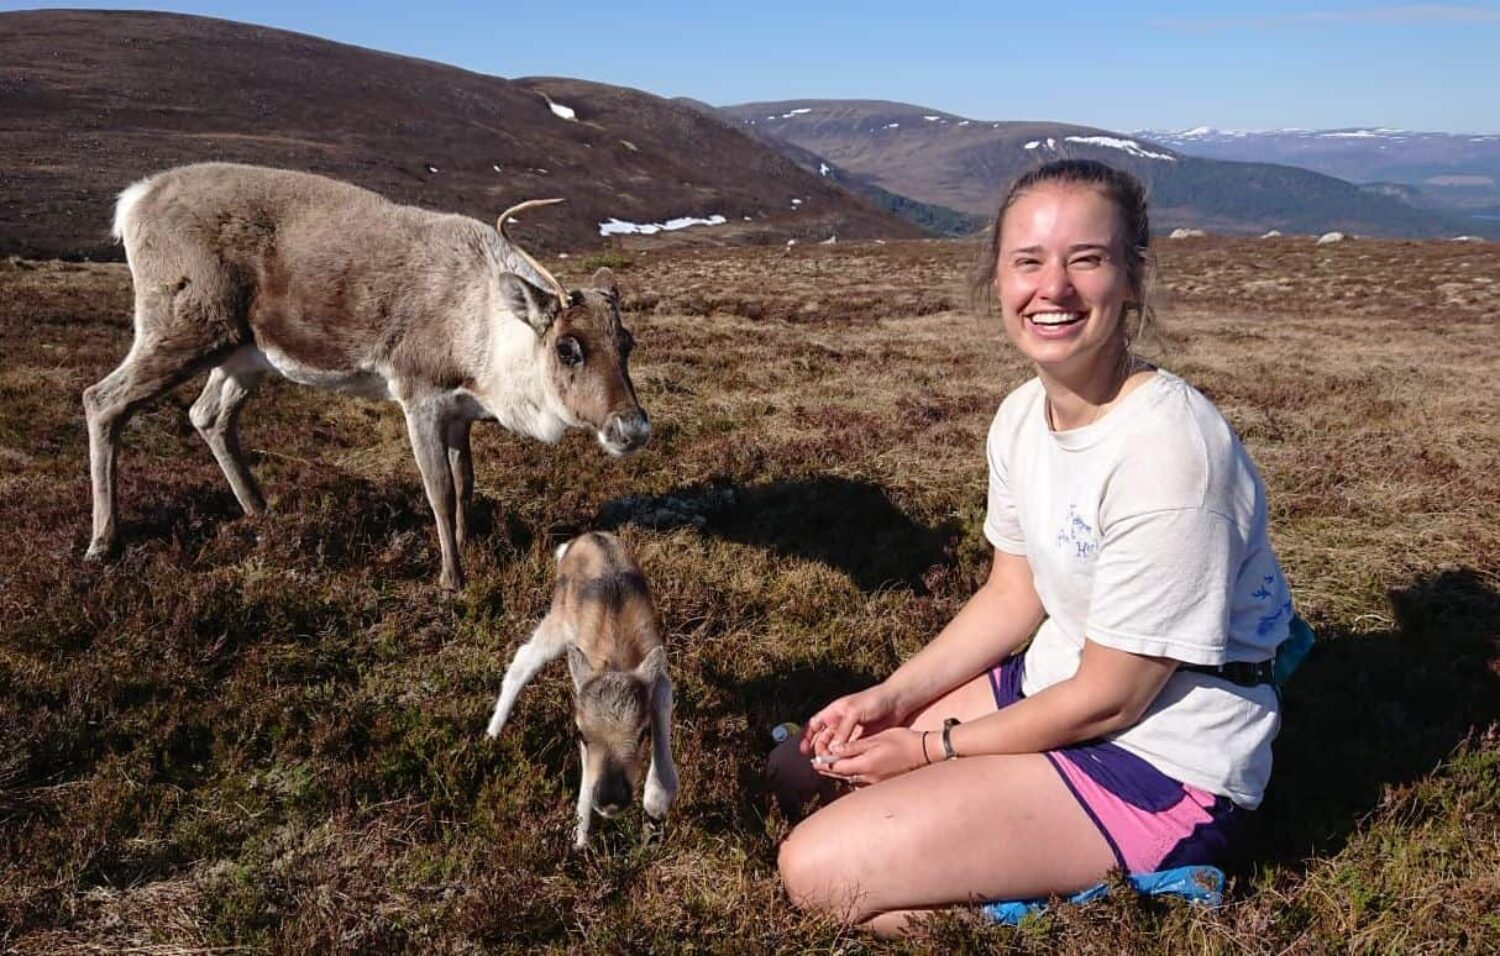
0, 10, 924, 260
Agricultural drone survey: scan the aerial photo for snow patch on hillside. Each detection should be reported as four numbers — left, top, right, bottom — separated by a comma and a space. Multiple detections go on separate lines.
598, 214, 727, 237
1064, 136, 1176, 161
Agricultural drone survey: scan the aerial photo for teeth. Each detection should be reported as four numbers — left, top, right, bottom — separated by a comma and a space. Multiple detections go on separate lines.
1030, 312, 1082, 326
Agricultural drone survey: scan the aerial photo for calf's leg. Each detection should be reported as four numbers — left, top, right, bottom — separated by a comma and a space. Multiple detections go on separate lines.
486, 618, 565, 737
643, 674, 680, 820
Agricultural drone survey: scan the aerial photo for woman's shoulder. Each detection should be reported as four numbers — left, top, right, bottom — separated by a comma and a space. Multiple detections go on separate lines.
989, 376, 1045, 437
1112, 369, 1262, 513
1133, 370, 1244, 458
996, 375, 1044, 423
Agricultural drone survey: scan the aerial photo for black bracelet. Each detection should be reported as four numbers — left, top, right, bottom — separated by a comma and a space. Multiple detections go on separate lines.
941, 717, 961, 760
920, 730, 934, 765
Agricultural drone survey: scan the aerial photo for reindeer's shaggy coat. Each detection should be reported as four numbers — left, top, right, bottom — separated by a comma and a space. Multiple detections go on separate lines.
84, 163, 649, 587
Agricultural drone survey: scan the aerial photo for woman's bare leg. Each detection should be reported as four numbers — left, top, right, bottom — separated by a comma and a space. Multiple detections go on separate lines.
773, 672, 1116, 934
777, 752, 1117, 933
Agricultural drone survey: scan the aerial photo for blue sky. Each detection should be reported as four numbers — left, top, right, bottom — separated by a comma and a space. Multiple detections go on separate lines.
6, 2, 1497, 132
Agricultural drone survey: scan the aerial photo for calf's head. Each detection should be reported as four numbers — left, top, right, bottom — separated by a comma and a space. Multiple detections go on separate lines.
567, 645, 665, 817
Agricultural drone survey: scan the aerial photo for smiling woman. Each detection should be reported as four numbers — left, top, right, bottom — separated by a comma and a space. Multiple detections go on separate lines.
769, 159, 1297, 937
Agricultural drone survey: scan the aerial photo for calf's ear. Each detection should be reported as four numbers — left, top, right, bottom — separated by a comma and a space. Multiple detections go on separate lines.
567, 645, 594, 691
634, 646, 667, 685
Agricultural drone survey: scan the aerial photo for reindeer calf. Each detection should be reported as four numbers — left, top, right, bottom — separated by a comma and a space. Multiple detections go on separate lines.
486, 532, 678, 847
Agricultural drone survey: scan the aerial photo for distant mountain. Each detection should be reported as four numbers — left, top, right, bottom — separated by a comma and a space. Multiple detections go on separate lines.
674, 96, 983, 236
0, 11, 923, 260
1136, 127, 1500, 219
721, 100, 1496, 239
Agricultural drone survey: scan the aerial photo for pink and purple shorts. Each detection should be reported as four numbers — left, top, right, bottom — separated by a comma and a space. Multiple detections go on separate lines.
989, 656, 1247, 874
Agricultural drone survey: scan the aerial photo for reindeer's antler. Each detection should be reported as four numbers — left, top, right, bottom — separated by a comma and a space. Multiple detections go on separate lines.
497, 199, 570, 309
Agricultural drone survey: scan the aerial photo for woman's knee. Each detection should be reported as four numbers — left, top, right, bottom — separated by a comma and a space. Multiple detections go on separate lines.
778, 824, 850, 917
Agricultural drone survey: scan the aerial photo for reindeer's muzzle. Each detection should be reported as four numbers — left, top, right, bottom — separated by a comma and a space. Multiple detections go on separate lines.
600, 409, 650, 456
594, 774, 634, 817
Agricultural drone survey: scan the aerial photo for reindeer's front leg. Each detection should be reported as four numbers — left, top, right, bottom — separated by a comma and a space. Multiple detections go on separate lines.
445, 417, 474, 550
485, 618, 564, 737
403, 399, 463, 589
643, 673, 679, 821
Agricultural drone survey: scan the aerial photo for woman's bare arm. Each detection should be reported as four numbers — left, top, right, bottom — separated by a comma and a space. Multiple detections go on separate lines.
881, 549, 1046, 717
945, 638, 1177, 756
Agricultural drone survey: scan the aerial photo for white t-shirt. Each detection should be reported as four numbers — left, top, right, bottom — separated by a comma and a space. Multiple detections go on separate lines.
984, 370, 1292, 809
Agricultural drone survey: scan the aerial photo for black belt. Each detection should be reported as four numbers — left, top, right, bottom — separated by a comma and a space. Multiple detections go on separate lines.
1179, 659, 1274, 688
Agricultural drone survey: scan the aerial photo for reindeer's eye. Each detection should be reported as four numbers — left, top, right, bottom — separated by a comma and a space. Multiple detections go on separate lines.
556, 337, 584, 366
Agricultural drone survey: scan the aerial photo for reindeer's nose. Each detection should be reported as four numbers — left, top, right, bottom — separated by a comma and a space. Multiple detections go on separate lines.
604, 410, 650, 453
595, 776, 633, 816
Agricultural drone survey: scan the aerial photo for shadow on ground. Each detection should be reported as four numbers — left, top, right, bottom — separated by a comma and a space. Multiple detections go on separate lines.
1251, 566, 1500, 869
692, 660, 883, 842
596, 475, 960, 593
106, 469, 532, 575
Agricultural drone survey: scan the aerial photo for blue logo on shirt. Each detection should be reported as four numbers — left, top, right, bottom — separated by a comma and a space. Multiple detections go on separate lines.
1055, 505, 1098, 560
1254, 574, 1292, 636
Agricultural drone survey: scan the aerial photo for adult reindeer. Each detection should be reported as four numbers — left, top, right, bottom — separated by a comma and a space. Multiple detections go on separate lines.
85, 163, 649, 589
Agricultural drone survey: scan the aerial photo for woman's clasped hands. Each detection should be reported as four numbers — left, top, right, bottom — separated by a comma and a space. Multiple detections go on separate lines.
798, 682, 931, 786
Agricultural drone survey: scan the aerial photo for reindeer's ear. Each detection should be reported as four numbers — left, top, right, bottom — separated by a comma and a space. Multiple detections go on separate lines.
589, 267, 619, 301
633, 646, 667, 686
566, 645, 594, 691
499, 273, 558, 336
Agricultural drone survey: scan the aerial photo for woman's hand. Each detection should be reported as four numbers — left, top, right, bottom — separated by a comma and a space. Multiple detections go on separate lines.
823, 728, 928, 785
800, 683, 906, 768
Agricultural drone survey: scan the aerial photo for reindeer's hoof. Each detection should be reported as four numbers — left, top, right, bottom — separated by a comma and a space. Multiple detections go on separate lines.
644, 781, 676, 821
438, 571, 465, 592
84, 540, 115, 561
641, 816, 665, 845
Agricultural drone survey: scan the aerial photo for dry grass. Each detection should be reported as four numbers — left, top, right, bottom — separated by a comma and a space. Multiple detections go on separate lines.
1, 237, 1497, 953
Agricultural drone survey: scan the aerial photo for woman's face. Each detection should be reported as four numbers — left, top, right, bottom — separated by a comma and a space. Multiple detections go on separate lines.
994, 183, 1135, 382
